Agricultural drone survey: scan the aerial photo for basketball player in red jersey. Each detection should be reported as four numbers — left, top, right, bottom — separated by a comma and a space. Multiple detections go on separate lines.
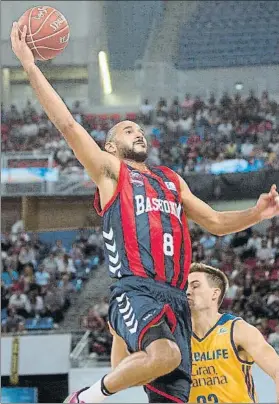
11, 23, 279, 404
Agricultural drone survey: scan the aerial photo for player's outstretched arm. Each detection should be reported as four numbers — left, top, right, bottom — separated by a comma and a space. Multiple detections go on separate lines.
178, 175, 279, 236
10, 23, 120, 185
234, 320, 279, 403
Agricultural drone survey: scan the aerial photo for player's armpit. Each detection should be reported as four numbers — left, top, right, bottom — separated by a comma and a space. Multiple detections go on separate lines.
234, 320, 279, 400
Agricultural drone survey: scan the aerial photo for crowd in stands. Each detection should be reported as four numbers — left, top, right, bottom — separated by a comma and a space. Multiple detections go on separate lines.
140, 91, 279, 174
2, 90, 279, 177
1, 225, 104, 333
82, 217, 279, 358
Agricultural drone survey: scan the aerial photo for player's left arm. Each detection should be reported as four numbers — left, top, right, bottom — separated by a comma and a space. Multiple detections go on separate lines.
234, 320, 279, 403
178, 175, 279, 236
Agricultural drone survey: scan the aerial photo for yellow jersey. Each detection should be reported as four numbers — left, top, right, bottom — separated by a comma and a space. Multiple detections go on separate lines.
189, 313, 258, 403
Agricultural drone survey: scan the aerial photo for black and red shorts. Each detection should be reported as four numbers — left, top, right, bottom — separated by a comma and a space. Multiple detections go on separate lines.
109, 276, 192, 403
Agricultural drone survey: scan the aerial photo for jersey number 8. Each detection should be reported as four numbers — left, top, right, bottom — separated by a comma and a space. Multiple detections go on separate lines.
163, 233, 174, 256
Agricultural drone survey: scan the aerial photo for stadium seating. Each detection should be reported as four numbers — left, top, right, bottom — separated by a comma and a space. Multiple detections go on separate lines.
105, 1, 164, 69
178, 1, 279, 69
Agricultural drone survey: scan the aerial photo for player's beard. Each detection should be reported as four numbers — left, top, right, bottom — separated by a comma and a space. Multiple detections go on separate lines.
119, 144, 148, 163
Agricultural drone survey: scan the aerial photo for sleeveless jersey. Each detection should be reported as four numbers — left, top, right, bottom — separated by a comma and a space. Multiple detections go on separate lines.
189, 313, 258, 403
94, 162, 192, 290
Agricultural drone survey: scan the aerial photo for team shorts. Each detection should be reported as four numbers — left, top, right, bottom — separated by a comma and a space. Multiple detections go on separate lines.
109, 276, 192, 403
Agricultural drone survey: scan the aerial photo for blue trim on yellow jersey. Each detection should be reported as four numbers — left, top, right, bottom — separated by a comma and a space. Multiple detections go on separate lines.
192, 312, 237, 342
231, 318, 254, 365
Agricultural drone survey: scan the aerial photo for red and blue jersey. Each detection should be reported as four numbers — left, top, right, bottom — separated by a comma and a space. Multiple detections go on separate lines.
94, 162, 192, 290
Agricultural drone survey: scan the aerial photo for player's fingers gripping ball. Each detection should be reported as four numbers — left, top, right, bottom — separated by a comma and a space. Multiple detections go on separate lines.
18, 6, 70, 60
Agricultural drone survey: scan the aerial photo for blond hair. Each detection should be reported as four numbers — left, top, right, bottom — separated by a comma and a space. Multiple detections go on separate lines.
190, 263, 229, 307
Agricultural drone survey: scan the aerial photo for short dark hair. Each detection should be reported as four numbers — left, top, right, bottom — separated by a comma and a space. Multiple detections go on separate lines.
190, 263, 229, 307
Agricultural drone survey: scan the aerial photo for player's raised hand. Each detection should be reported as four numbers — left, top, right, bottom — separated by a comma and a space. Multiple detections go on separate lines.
255, 184, 279, 220
11, 22, 34, 70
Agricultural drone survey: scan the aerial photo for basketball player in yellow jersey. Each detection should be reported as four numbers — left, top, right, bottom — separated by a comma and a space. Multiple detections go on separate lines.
187, 263, 279, 403
109, 263, 279, 403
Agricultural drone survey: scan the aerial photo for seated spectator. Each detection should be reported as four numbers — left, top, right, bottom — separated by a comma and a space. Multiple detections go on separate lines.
58, 274, 76, 309
148, 146, 160, 166
2, 307, 25, 333
256, 239, 274, 262
55, 145, 74, 168
169, 96, 181, 120
139, 99, 153, 125
178, 114, 193, 133
69, 243, 84, 261
18, 243, 36, 271
90, 125, 106, 143
268, 325, 279, 354
28, 289, 45, 318
23, 100, 37, 119
55, 253, 76, 276
35, 264, 50, 286
52, 240, 66, 255
267, 290, 279, 306
9, 285, 31, 318
199, 232, 216, 251
2, 265, 19, 288
19, 264, 35, 293
246, 231, 262, 253
44, 283, 65, 325
20, 117, 39, 138
43, 253, 58, 279
83, 308, 105, 332
93, 297, 109, 321
1, 282, 10, 310
217, 118, 233, 139
182, 93, 195, 111
7, 104, 21, 121
225, 141, 237, 158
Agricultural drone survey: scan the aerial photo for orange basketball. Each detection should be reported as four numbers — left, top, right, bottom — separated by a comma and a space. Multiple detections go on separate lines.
18, 6, 70, 61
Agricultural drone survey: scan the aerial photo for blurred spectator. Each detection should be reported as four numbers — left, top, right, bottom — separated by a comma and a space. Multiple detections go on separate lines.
28, 289, 45, 318
218, 118, 233, 138
241, 138, 254, 157
2, 307, 25, 333
20, 117, 39, 137
90, 125, 106, 143
93, 297, 109, 322
256, 239, 274, 262
55, 145, 74, 168
139, 99, 153, 125
55, 253, 76, 276
58, 274, 75, 309
35, 265, 50, 286
52, 240, 66, 255
182, 94, 195, 111
44, 283, 65, 325
9, 285, 31, 318
43, 253, 58, 278
18, 244, 36, 270
19, 264, 35, 293
268, 325, 279, 354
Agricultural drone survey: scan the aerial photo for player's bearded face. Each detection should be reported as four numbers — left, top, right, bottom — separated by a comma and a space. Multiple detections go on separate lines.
117, 140, 148, 162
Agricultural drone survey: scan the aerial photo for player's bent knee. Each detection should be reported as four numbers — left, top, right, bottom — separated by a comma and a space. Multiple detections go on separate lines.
147, 339, 181, 376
